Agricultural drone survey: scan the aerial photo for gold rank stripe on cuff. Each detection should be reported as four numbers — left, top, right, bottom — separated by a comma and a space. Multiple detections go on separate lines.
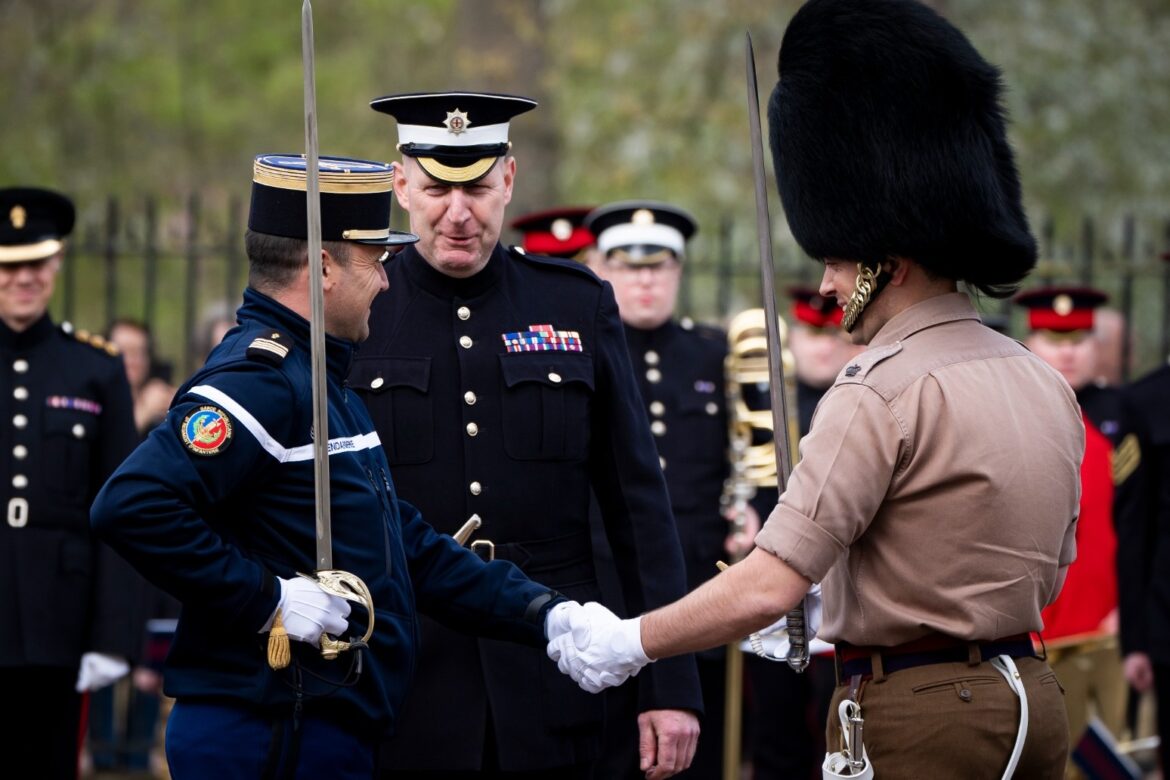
1112, 433, 1140, 485
247, 337, 290, 360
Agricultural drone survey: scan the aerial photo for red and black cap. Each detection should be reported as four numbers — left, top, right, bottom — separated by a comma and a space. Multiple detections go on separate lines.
370, 91, 537, 185
1014, 286, 1108, 333
788, 285, 843, 329
0, 187, 75, 263
510, 206, 596, 259
248, 154, 418, 248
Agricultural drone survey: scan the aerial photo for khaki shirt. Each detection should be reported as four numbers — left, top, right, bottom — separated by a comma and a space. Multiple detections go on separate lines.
755, 292, 1084, 646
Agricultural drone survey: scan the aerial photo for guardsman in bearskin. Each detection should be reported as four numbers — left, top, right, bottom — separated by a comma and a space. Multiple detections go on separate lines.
1015, 286, 1129, 757
0, 187, 141, 778
582, 200, 731, 779
546, 1, 1085, 777
90, 155, 573, 779
358, 93, 702, 779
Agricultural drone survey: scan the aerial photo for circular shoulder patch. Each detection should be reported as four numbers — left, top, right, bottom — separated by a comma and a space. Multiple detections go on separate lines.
181, 406, 233, 456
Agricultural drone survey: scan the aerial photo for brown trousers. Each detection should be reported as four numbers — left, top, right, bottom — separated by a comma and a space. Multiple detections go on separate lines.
826, 656, 1068, 779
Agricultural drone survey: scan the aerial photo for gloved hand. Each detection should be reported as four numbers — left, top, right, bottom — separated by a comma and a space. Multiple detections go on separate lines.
75, 652, 131, 693
544, 599, 579, 640
546, 601, 651, 694
267, 576, 352, 645
741, 582, 827, 659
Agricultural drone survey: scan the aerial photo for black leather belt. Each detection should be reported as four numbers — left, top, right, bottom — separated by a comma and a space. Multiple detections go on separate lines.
837, 633, 1036, 679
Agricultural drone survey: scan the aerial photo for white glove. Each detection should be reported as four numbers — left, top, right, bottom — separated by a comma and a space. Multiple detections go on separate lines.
544, 599, 577, 640
75, 652, 131, 693
266, 576, 352, 645
546, 601, 651, 694
741, 582, 829, 659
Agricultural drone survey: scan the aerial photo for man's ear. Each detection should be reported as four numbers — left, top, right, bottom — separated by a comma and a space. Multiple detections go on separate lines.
392, 161, 410, 210
319, 248, 337, 291
884, 256, 911, 286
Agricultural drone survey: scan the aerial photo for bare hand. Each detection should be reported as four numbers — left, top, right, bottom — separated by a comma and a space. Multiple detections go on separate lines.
638, 708, 700, 779
723, 502, 761, 558
1124, 652, 1154, 692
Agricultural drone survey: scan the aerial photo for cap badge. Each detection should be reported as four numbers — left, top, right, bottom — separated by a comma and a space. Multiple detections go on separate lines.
1053, 294, 1073, 317
181, 405, 233, 456
9, 205, 26, 229
632, 208, 655, 226
551, 218, 573, 241
444, 109, 471, 135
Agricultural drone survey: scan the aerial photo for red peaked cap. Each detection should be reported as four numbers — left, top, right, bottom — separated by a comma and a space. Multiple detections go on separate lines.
1014, 285, 1108, 332
510, 206, 596, 258
789, 285, 843, 328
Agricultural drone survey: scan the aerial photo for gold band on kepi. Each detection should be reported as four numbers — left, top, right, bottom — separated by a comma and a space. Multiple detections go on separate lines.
248, 154, 418, 247
370, 91, 537, 186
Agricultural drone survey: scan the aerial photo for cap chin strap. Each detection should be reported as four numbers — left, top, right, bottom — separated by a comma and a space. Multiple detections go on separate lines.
841, 262, 886, 334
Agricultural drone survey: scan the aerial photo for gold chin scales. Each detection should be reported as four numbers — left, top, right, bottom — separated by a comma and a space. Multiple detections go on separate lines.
841, 263, 881, 333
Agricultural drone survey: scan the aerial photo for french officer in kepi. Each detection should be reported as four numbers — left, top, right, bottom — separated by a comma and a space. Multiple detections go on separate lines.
0, 186, 141, 779
91, 154, 572, 780
357, 91, 702, 779
547, 1, 1086, 777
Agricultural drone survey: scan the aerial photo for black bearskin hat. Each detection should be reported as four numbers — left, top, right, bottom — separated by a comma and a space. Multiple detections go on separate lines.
767, 0, 1036, 297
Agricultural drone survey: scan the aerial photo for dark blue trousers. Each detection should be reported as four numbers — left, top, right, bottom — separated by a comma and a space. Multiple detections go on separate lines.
166, 700, 377, 780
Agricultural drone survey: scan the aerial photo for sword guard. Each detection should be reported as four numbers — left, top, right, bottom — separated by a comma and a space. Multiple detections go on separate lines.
302, 569, 375, 661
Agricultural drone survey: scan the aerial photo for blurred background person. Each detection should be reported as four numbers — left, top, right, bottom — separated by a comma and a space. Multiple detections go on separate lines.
586, 200, 730, 779
1015, 285, 1127, 761
86, 319, 179, 777
0, 186, 142, 779
190, 300, 238, 369
1116, 351, 1170, 777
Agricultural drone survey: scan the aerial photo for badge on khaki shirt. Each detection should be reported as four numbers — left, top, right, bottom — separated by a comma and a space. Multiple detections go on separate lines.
181, 406, 233, 456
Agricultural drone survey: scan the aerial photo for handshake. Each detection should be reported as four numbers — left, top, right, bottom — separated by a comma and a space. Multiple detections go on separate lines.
545, 601, 653, 693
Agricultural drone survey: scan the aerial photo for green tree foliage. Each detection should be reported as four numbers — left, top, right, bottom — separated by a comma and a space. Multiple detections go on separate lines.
2, 0, 1168, 369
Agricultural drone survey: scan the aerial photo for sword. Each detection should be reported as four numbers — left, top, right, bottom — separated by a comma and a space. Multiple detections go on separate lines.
745, 32, 810, 674
299, 0, 372, 662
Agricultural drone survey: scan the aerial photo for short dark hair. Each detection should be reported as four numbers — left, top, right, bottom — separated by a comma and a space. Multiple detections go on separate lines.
245, 230, 351, 293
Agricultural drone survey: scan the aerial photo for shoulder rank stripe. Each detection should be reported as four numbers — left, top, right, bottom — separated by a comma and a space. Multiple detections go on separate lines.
189, 384, 381, 463
247, 333, 290, 365
1112, 433, 1140, 486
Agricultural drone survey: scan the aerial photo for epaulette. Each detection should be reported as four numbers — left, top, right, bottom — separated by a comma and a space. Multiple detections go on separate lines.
246, 330, 292, 366
508, 245, 602, 285
837, 342, 903, 381
62, 323, 120, 356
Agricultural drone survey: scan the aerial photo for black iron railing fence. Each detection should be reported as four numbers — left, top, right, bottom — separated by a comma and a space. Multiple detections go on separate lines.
52, 195, 1170, 386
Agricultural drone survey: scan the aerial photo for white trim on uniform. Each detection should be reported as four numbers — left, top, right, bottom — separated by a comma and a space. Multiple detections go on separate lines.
597, 223, 685, 255
190, 384, 382, 463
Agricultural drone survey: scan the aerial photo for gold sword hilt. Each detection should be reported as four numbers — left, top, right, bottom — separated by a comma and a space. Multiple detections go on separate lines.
307, 570, 375, 660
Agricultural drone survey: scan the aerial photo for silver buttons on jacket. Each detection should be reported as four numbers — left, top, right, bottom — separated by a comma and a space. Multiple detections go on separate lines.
464, 391, 477, 406
457, 306, 471, 321
466, 422, 479, 437
469, 481, 483, 496
459, 335, 473, 349
12, 359, 29, 373
13, 387, 28, 401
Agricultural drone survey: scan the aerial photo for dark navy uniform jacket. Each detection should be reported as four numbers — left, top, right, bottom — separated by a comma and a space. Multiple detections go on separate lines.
1116, 365, 1170, 663
354, 245, 702, 770
91, 289, 559, 731
1, 314, 141, 669
622, 321, 728, 598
